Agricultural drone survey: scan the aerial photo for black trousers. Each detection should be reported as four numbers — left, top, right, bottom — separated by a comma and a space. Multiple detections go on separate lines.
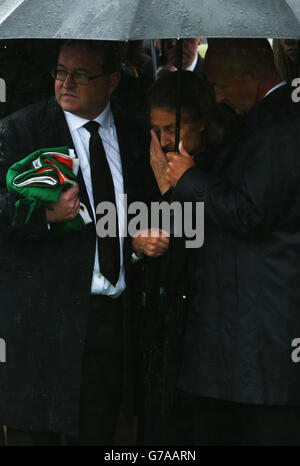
161, 390, 300, 446
7, 294, 124, 446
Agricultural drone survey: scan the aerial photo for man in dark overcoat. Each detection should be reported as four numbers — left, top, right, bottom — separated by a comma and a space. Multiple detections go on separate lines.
157, 38, 204, 75
0, 39, 165, 445
151, 38, 300, 445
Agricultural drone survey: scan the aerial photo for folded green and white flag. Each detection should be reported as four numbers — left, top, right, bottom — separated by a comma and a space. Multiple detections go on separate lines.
6, 146, 92, 237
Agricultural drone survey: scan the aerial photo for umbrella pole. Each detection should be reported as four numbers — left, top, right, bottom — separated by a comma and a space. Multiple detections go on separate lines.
175, 39, 183, 153
151, 39, 158, 81
297, 40, 300, 80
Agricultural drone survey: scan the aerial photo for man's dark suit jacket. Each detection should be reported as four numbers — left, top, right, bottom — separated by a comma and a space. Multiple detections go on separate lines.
142, 52, 205, 90
173, 85, 300, 407
0, 96, 151, 435
192, 53, 204, 77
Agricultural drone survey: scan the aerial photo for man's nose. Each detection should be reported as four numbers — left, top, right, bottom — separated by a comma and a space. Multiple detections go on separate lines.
62, 73, 75, 88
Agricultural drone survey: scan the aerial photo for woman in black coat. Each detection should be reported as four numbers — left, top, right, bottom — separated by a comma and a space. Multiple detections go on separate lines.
137, 71, 238, 444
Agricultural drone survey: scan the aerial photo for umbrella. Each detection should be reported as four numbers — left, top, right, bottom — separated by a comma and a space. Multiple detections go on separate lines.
287, 0, 300, 25
2, 0, 300, 147
0, 0, 300, 40
1, 0, 300, 147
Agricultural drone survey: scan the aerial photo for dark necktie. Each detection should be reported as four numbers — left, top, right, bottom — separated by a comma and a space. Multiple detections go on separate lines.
84, 121, 120, 286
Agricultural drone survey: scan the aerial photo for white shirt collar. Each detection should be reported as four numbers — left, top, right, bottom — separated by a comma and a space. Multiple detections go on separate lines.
264, 81, 287, 99
185, 53, 199, 72
64, 102, 113, 132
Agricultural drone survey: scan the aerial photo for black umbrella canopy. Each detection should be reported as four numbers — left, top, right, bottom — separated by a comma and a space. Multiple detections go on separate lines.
0, 0, 300, 40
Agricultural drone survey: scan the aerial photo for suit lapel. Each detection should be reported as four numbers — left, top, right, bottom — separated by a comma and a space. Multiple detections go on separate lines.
46, 97, 74, 148
48, 98, 94, 220
194, 53, 204, 74
111, 100, 130, 195
110, 98, 148, 263
111, 98, 147, 200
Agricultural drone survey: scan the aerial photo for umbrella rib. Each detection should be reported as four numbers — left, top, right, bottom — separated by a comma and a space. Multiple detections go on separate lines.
0, 0, 26, 27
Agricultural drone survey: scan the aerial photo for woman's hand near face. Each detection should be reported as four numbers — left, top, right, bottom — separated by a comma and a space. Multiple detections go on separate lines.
150, 129, 172, 195
166, 141, 196, 187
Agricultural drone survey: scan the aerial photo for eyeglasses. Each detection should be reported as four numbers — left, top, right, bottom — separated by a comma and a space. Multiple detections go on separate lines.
51, 68, 106, 85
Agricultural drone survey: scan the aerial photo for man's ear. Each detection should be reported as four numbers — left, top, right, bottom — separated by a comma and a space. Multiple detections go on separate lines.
108, 72, 121, 95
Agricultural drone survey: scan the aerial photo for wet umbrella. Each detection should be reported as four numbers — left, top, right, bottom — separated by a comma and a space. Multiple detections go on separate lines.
1, 0, 300, 150
0, 0, 300, 40
287, 0, 300, 25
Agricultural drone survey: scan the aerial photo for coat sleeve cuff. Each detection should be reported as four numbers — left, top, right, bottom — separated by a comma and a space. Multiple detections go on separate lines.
14, 203, 49, 240
173, 166, 217, 202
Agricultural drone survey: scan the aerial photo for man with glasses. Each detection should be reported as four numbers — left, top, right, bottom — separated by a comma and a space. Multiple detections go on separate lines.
153, 38, 204, 78
0, 39, 163, 445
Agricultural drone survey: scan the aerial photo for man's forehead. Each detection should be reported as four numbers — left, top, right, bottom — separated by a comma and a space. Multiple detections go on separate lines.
184, 38, 201, 45
205, 50, 241, 80
165, 38, 200, 46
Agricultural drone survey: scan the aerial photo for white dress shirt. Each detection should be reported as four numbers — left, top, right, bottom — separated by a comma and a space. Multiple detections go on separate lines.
186, 53, 199, 72
264, 81, 287, 99
64, 103, 126, 298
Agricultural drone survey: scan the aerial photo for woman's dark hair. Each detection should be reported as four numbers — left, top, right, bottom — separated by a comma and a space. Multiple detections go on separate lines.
148, 70, 235, 150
